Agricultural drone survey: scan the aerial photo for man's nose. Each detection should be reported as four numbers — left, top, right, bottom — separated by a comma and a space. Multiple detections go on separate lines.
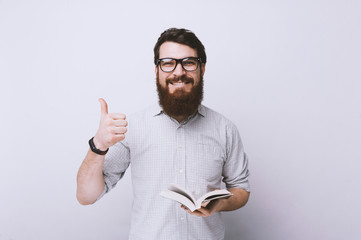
172, 62, 186, 76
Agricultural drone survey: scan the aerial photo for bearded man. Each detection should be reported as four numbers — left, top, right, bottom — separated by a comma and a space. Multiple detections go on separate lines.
76, 28, 250, 240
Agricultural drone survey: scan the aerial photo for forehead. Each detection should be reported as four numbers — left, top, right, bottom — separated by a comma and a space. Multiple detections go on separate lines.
159, 41, 198, 59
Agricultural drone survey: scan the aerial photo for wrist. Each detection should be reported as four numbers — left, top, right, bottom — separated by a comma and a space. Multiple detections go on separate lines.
214, 198, 227, 212
92, 136, 108, 151
89, 137, 109, 155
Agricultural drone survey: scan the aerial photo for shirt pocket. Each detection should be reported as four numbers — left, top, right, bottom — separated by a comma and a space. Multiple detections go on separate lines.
194, 136, 224, 183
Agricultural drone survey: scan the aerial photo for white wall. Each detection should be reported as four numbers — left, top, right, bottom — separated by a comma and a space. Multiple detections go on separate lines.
1, 1, 360, 239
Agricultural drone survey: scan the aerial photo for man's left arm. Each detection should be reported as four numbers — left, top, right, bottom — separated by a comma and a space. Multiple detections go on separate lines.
181, 188, 250, 217
182, 122, 251, 217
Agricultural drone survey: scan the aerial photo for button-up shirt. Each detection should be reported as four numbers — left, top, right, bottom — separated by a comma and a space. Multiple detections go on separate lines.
100, 104, 250, 240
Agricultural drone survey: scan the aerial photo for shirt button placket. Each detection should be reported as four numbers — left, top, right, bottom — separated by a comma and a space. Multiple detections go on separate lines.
176, 125, 187, 238
177, 126, 186, 187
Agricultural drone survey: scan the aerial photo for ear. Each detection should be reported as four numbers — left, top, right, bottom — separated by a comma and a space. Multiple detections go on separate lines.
201, 63, 206, 78
155, 65, 158, 75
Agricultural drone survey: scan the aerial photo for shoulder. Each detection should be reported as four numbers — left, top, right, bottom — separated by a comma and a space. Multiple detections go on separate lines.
127, 103, 161, 122
200, 105, 238, 131
121, 104, 160, 145
199, 105, 244, 152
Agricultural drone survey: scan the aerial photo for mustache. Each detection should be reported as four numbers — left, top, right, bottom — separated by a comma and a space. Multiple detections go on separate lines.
166, 75, 194, 85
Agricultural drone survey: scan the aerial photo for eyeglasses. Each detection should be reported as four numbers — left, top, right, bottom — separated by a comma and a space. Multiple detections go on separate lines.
157, 57, 201, 72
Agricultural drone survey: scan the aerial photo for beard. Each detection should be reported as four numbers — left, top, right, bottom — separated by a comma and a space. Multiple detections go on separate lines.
156, 73, 204, 118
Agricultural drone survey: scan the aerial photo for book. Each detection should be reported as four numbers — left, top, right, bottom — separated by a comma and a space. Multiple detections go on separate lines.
160, 183, 233, 212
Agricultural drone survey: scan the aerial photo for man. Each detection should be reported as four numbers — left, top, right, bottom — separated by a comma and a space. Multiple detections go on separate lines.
77, 28, 250, 240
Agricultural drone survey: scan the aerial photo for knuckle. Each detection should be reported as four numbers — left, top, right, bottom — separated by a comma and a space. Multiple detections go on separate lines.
118, 134, 125, 141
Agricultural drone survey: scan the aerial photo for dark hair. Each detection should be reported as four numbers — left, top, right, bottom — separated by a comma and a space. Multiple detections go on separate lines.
154, 28, 207, 65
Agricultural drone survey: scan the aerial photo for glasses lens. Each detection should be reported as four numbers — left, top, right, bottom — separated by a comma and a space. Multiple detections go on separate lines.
160, 59, 176, 72
182, 58, 198, 71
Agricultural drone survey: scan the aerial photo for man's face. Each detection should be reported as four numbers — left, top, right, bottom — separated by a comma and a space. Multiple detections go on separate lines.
156, 41, 205, 95
155, 42, 206, 117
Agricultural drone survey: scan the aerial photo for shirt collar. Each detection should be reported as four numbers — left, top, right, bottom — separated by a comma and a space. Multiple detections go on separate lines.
197, 104, 206, 117
152, 104, 163, 117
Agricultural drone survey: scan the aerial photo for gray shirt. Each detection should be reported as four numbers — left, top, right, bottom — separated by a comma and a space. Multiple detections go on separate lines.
100, 104, 250, 240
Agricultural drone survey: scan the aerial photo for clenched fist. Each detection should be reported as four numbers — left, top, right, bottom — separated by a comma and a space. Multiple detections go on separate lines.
93, 98, 127, 151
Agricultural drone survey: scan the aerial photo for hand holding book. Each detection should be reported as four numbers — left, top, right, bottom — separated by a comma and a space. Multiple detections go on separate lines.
160, 183, 233, 212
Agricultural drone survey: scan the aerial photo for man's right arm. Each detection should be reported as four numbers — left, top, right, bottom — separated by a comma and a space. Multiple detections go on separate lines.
76, 148, 106, 205
76, 98, 127, 205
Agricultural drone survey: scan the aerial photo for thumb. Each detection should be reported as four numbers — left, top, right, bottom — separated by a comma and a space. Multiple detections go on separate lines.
98, 98, 108, 116
201, 201, 210, 207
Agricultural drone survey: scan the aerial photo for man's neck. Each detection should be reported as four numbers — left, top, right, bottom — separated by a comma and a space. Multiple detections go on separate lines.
170, 109, 199, 123
171, 115, 187, 123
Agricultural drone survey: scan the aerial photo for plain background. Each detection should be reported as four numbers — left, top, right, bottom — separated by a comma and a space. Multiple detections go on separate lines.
1, 0, 360, 239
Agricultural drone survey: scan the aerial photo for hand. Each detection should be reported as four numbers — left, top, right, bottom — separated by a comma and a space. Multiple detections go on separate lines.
93, 98, 127, 150
181, 199, 224, 217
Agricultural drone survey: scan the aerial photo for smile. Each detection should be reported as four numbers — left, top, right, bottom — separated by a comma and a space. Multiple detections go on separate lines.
168, 80, 193, 85
169, 81, 193, 89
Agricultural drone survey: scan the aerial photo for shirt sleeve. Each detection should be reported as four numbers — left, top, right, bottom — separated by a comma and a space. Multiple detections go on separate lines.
222, 123, 250, 192
96, 141, 131, 200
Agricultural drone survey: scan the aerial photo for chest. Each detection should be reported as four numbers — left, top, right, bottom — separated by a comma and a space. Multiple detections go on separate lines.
127, 119, 227, 194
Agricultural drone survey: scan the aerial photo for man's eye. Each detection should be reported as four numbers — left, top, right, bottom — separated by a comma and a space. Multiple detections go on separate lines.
183, 60, 196, 66
162, 61, 174, 66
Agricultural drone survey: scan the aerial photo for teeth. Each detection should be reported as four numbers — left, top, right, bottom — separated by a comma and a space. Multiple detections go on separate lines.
171, 82, 185, 85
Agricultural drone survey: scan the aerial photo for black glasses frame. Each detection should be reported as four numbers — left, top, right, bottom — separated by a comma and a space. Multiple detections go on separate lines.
156, 57, 202, 72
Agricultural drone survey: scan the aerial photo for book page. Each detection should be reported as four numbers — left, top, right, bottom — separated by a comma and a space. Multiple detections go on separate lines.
160, 190, 197, 212
168, 183, 197, 205
197, 189, 233, 206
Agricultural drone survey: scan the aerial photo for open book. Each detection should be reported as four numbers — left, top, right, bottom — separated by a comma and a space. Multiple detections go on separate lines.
160, 183, 233, 212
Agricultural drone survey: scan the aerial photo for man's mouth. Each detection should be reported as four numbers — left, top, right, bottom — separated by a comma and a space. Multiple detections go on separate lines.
169, 81, 192, 85
165, 77, 194, 93
168, 81, 193, 92
171, 82, 185, 86
167, 78, 194, 85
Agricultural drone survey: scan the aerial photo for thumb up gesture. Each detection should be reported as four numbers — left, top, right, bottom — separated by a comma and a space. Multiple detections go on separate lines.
93, 98, 128, 151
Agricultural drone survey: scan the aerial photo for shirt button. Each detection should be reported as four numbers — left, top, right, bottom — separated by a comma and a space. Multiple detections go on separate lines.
179, 169, 184, 173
